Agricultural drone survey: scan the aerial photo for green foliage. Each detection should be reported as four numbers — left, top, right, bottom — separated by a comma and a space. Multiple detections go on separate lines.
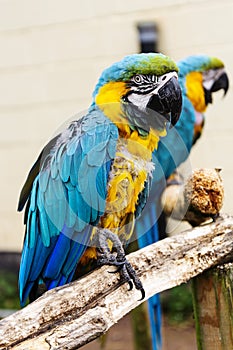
0, 270, 20, 310
161, 282, 193, 324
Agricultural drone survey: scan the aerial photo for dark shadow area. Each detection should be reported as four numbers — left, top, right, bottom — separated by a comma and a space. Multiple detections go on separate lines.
0, 252, 21, 311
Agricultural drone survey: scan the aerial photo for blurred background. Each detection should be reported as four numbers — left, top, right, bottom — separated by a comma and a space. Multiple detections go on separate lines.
0, 0, 232, 348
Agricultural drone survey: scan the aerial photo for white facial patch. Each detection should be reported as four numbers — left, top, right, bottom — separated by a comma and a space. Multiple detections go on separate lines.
127, 91, 152, 111
202, 68, 225, 91
127, 71, 178, 112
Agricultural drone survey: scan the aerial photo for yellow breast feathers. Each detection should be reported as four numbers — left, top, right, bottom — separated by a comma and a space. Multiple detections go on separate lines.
100, 137, 155, 240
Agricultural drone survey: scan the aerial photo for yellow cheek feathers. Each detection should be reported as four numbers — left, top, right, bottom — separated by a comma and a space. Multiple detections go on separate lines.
186, 72, 207, 113
95, 81, 128, 104
95, 81, 129, 128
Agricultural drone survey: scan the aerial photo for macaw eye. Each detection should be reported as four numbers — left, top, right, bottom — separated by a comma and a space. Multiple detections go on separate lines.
133, 75, 143, 84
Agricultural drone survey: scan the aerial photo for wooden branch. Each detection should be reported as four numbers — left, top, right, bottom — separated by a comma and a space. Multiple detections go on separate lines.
161, 168, 224, 226
0, 215, 232, 350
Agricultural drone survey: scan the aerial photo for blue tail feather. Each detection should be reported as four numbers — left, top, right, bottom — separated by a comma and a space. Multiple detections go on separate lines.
148, 294, 162, 350
136, 201, 162, 350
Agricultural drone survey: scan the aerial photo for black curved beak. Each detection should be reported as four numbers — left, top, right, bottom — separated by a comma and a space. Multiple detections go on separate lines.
211, 71, 229, 95
204, 71, 229, 105
147, 76, 182, 128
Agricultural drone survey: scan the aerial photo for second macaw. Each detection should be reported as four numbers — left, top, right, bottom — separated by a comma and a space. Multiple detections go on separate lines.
134, 54, 229, 350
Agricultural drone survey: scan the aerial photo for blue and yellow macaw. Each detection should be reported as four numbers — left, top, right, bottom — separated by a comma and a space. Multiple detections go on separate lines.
18, 53, 183, 306
135, 54, 229, 350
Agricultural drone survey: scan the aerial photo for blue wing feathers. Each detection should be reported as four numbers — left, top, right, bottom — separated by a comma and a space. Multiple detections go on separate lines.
55, 142, 66, 168
96, 162, 110, 213
19, 236, 34, 301
74, 187, 91, 232
66, 189, 77, 228
62, 229, 91, 277
43, 232, 71, 279
66, 134, 79, 156
69, 157, 78, 186
50, 155, 58, 179
18, 109, 118, 305
27, 210, 36, 248
60, 153, 72, 183
29, 236, 57, 281
29, 179, 38, 212
44, 177, 55, 207
53, 176, 65, 200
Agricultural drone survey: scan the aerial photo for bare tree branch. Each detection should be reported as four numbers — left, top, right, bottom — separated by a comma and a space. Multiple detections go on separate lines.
0, 214, 232, 349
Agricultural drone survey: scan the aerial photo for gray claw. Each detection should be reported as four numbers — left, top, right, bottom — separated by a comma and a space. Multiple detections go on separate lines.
95, 228, 145, 300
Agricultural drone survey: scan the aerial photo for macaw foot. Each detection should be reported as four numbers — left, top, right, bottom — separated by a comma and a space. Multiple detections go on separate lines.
94, 228, 145, 300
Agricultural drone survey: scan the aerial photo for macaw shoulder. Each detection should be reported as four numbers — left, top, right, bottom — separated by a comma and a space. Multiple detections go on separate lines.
78, 108, 119, 154
48, 108, 119, 177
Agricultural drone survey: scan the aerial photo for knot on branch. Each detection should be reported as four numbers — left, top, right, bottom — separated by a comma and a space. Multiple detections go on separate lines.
161, 168, 224, 226
185, 168, 224, 215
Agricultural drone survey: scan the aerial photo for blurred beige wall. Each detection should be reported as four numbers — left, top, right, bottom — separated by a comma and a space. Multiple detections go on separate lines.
0, 0, 232, 251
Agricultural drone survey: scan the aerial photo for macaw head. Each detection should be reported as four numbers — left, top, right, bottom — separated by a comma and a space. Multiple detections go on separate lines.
92, 53, 182, 135
178, 54, 229, 113
177, 54, 229, 144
